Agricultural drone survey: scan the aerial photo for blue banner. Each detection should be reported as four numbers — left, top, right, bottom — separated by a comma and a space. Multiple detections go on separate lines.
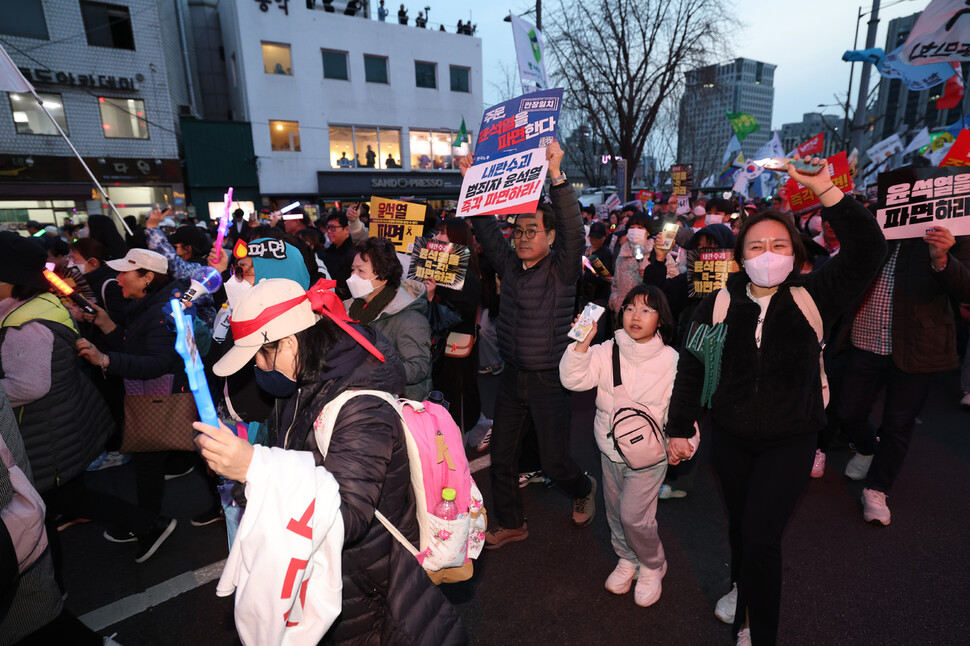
842, 48, 885, 65
474, 88, 563, 163
881, 46, 954, 91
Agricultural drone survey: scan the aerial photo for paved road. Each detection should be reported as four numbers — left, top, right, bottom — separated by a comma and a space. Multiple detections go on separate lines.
59, 369, 970, 645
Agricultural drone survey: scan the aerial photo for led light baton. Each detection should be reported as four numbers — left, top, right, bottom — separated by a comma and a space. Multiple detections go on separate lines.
171, 298, 220, 429
44, 270, 96, 315
280, 201, 302, 220
212, 187, 234, 263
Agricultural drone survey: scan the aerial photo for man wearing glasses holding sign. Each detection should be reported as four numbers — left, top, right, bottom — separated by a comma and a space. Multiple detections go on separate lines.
459, 142, 596, 548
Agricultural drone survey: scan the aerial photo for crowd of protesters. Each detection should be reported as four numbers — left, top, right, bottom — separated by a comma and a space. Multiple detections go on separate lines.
1, 142, 968, 646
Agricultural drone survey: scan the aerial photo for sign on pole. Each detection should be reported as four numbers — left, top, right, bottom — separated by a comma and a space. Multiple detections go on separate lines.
509, 14, 550, 94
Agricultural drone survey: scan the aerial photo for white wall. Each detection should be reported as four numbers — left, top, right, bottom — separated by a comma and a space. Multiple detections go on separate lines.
221, 2, 483, 195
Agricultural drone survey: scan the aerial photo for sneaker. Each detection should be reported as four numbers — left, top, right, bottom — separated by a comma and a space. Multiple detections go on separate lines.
961, 392, 970, 410
572, 475, 597, 527
605, 558, 639, 594
736, 627, 752, 646
103, 526, 138, 543
477, 365, 492, 374
164, 465, 194, 481
658, 483, 687, 499
634, 560, 666, 607
861, 488, 891, 526
484, 523, 528, 549
715, 583, 738, 624
475, 426, 492, 452
490, 362, 505, 376
845, 452, 873, 481
811, 449, 826, 478
191, 505, 225, 527
518, 470, 549, 488
134, 517, 177, 563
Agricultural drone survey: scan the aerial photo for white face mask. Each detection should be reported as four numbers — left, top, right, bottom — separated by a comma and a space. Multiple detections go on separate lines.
626, 228, 646, 244
744, 251, 794, 288
77, 226, 89, 239
706, 213, 724, 224
224, 275, 253, 309
347, 272, 376, 300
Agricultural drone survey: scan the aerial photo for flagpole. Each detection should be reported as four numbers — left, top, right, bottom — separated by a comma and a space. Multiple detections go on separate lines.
28, 90, 133, 236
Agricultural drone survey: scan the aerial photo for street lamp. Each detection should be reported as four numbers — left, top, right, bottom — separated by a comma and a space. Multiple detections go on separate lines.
502, 1, 541, 29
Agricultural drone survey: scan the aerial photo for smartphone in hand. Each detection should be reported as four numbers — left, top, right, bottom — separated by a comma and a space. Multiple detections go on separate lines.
760, 157, 825, 175
568, 303, 606, 343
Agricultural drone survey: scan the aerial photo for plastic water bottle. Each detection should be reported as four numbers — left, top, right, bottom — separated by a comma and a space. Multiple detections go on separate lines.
212, 303, 232, 343
433, 487, 459, 520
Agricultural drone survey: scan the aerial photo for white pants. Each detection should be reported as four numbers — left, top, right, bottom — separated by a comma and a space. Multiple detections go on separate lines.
601, 453, 666, 570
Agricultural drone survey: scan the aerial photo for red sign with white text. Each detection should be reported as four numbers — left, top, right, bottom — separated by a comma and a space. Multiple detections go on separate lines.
939, 129, 970, 167
785, 151, 854, 214
793, 132, 825, 158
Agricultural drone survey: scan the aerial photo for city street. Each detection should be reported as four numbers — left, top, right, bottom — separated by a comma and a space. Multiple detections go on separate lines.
59, 369, 970, 645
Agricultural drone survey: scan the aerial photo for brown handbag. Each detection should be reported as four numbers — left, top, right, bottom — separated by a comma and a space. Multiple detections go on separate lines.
120, 393, 199, 453
443, 332, 474, 359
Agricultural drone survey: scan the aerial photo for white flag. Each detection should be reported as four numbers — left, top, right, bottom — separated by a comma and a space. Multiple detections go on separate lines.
721, 135, 742, 165
903, 127, 931, 155
865, 133, 903, 165
509, 14, 550, 94
732, 172, 749, 196
0, 43, 32, 93
900, 0, 970, 66
753, 131, 785, 161
928, 142, 955, 166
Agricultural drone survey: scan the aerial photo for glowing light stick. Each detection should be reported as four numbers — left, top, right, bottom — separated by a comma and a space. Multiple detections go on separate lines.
44, 269, 95, 315
179, 266, 223, 309
171, 298, 220, 429
212, 187, 234, 263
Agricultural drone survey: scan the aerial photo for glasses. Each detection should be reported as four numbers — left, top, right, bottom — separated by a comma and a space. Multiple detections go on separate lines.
512, 228, 551, 240
623, 305, 658, 316
233, 265, 255, 280
325, 225, 345, 232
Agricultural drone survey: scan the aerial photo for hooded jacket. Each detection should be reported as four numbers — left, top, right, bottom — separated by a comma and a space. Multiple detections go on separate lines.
268, 329, 467, 645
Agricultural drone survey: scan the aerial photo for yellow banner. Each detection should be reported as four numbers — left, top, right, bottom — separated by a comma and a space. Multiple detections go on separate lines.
369, 197, 426, 254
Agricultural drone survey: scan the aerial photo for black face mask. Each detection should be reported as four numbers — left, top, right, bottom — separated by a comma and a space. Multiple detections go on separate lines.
253, 347, 297, 397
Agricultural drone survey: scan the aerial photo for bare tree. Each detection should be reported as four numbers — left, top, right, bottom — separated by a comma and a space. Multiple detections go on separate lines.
488, 60, 521, 104
545, 0, 736, 197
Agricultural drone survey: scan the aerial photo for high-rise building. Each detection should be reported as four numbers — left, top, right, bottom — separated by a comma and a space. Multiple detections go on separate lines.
677, 58, 775, 183
780, 113, 842, 158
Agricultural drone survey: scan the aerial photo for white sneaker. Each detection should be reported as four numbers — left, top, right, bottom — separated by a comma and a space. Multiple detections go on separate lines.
605, 558, 638, 594
845, 452, 873, 481
862, 488, 891, 526
736, 627, 752, 646
634, 561, 666, 607
811, 449, 826, 478
961, 392, 970, 411
715, 582, 738, 624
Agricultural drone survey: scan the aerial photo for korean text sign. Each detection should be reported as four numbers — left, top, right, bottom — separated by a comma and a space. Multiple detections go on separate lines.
474, 88, 563, 163
785, 151, 854, 215
687, 249, 739, 298
457, 150, 548, 217
671, 164, 694, 215
876, 167, 970, 240
407, 238, 471, 290
369, 197, 426, 253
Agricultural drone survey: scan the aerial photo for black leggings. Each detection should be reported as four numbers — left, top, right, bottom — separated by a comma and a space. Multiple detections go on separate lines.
712, 429, 816, 646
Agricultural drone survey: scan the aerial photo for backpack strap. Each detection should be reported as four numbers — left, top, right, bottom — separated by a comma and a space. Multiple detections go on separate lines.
789, 286, 823, 343
612, 342, 622, 388
712, 288, 731, 325
101, 278, 118, 311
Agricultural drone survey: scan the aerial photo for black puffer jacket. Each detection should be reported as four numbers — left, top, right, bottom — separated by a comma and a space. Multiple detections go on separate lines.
471, 182, 584, 371
666, 195, 887, 442
268, 328, 467, 646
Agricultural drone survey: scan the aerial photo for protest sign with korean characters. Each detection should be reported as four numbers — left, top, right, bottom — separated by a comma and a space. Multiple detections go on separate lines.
457, 150, 548, 217
876, 167, 970, 240
785, 151, 855, 215
671, 164, 694, 215
369, 197, 426, 253
407, 238, 471, 290
474, 89, 563, 164
687, 249, 740, 298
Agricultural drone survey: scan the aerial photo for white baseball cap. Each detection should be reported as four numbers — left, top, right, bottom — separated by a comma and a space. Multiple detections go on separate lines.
106, 248, 168, 274
213, 278, 320, 377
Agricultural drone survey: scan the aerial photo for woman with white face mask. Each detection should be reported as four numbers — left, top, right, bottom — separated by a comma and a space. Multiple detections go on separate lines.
608, 213, 653, 314
663, 157, 888, 646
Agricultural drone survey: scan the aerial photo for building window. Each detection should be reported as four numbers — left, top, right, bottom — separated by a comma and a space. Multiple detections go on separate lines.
450, 66, 469, 93
329, 125, 402, 169
415, 61, 436, 89
98, 97, 148, 139
0, 0, 49, 39
81, 2, 135, 50
262, 42, 292, 75
409, 129, 471, 169
322, 50, 349, 80
364, 55, 388, 84
8, 92, 66, 136
270, 120, 301, 151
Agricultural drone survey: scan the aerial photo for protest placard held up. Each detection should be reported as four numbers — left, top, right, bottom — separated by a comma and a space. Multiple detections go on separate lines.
876, 166, 970, 240
369, 197, 426, 253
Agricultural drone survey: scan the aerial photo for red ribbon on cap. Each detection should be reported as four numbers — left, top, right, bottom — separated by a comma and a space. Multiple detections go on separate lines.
307, 278, 386, 362
230, 293, 308, 340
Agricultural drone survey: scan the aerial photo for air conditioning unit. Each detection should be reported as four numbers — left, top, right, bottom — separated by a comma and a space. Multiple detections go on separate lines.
178, 105, 193, 117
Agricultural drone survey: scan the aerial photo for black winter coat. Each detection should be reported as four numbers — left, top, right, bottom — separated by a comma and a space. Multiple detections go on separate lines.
471, 182, 585, 371
268, 329, 467, 646
666, 195, 887, 443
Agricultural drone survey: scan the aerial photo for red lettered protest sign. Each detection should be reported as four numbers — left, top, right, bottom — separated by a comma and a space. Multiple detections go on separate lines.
457, 150, 548, 217
792, 132, 825, 157
785, 151, 854, 215
939, 129, 970, 167
876, 166, 970, 240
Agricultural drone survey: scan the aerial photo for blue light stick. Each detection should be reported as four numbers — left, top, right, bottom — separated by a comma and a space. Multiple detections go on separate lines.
171, 298, 220, 429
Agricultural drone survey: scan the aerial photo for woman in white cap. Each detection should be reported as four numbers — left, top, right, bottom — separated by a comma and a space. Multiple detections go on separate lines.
77, 247, 184, 562
196, 278, 467, 645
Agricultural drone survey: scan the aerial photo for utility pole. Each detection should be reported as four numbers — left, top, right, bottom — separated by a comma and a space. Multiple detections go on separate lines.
535, 0, 541, 30
850, 0, 881, 154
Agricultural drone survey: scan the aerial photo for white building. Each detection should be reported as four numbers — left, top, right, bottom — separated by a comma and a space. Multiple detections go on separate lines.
0, 0, 183, 228
217, 1, 483, 202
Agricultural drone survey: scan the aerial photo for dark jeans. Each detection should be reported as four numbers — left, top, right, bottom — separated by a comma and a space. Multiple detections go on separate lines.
838, 347, 933, 493
433, 346, 482, 433
712, 429, 816, 646
490, 366, 590, 528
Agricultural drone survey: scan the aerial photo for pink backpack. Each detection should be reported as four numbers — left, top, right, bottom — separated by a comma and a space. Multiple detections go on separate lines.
314, 391, 486, 584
